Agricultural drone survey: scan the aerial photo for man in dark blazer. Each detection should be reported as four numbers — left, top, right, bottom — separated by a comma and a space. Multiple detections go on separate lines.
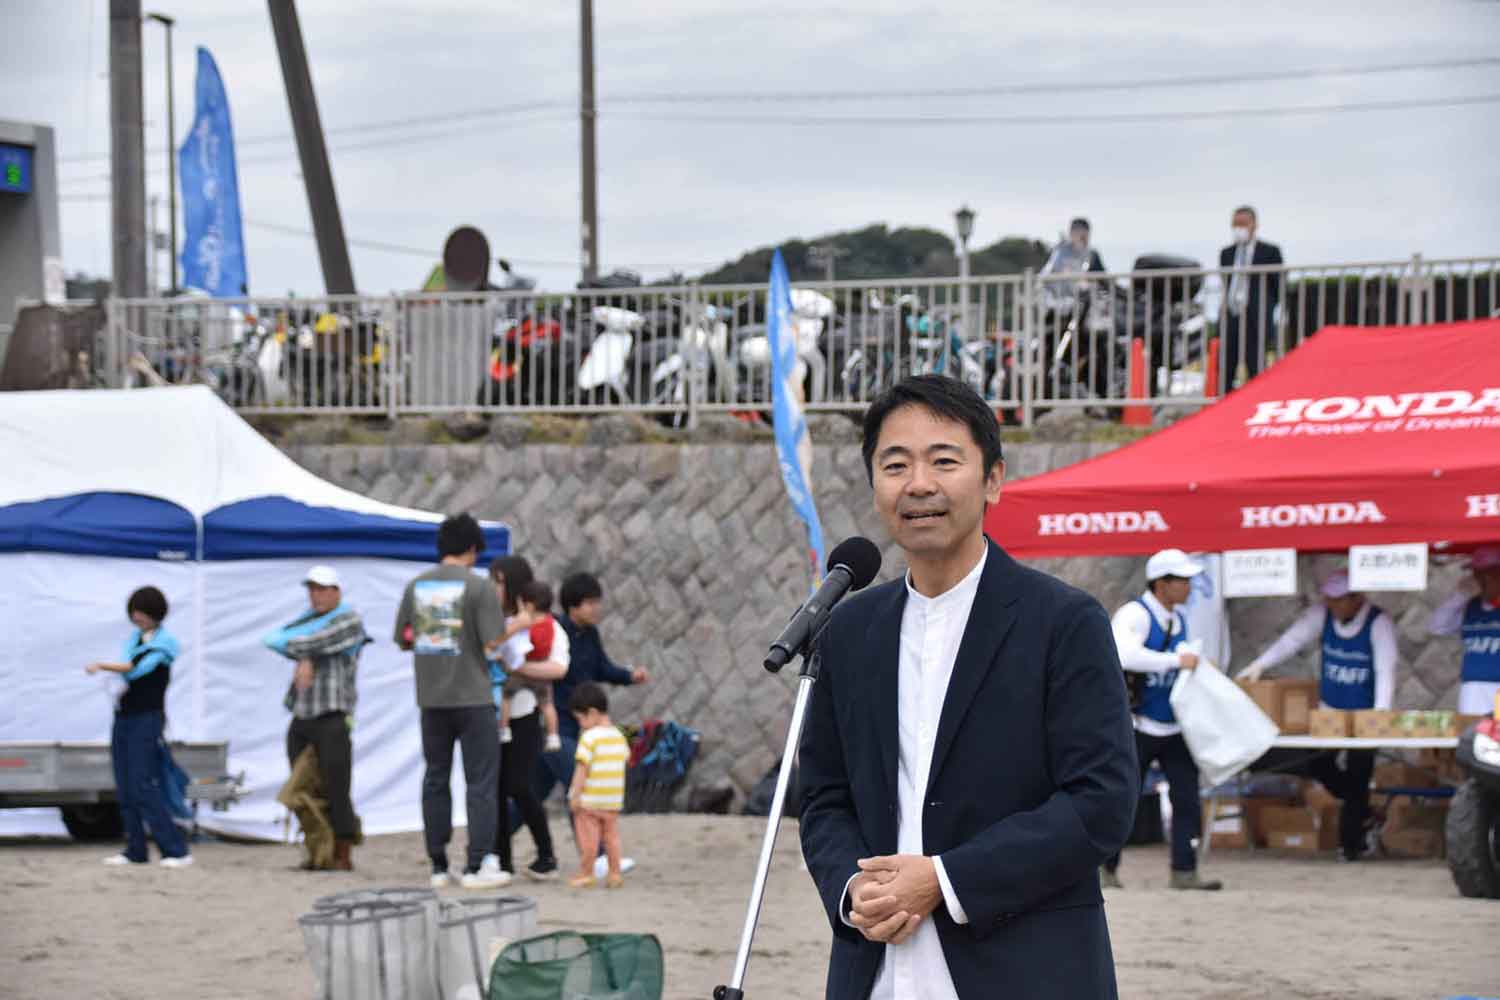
1218, 205, 1284, 388
799, 374, 1138, 1000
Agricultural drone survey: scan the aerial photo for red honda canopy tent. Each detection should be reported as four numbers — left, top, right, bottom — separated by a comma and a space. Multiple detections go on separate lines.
985, 319, 1500, 558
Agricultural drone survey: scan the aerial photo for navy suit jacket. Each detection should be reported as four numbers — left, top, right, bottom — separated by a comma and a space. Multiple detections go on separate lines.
1219, 239, 1285, 326
798, 541, 1138, 1000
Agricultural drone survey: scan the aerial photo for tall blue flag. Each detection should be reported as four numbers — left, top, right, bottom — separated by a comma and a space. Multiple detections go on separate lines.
178, 48, 248, 297
768, 249, 826, 582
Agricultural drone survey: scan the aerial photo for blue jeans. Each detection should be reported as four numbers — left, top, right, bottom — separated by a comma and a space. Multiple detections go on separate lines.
110, 711, 188, 862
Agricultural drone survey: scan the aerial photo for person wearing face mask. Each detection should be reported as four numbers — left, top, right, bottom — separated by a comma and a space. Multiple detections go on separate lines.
1045, 217, 1107, 275
1217, 205, 1283, 388
1237, 571, 1396, 861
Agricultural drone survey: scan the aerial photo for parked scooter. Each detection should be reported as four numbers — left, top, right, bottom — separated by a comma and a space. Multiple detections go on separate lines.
475, 310, 569, 406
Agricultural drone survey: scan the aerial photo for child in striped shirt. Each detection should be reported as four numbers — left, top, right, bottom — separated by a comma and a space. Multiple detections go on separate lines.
566, 682, 628, 889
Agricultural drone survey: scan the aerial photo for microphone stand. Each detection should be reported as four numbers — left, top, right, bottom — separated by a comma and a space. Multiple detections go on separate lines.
712, 638, 825, 1000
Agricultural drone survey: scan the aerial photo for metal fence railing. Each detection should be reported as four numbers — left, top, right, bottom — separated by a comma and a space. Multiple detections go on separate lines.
98, 253, 1499, 427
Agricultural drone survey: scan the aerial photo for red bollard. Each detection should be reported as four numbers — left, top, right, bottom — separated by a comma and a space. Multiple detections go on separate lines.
1121, 337, 1151, 427
1205, 338, 1221, 399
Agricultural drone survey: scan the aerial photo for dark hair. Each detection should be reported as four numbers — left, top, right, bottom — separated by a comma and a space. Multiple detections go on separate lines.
518, 579, 553, 613
861, 375, 1004, 485
1069, 217, 1091, 232
437, 513, 485, 559
1233, 204, 1257, 222
559, 572, 604, 612
489, 555, 535, 614
127, 586, 168, 623
568, 681, 608, 715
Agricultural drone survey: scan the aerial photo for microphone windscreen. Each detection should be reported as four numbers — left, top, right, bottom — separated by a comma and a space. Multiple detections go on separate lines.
826, 536, 882, 591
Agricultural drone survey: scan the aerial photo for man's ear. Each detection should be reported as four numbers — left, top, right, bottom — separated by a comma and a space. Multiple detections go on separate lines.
984, 460, 1005, 506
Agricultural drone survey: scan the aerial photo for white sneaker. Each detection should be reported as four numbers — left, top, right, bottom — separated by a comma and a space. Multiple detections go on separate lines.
159, 855, 194, 869
102, 853, 142, 866
430, 871, 452, 888
461, 854, 512, 890
593, 855, 636, 880
543, 733, 562, 752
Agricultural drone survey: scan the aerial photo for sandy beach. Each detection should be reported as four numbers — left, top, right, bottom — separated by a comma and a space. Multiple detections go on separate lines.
2, 815, 1495, 999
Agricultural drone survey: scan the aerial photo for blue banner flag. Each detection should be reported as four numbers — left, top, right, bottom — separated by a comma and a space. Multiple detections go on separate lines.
178, 48, 248, 297
768, 249, 826, 581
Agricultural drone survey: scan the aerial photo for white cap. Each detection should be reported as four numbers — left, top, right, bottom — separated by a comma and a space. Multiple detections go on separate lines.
1319, 571, 1352, 599
303, 565, 340, 588
1145, 549, 1204, 582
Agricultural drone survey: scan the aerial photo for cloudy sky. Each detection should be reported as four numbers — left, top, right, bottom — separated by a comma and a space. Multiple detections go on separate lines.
5, 0, 1500, 294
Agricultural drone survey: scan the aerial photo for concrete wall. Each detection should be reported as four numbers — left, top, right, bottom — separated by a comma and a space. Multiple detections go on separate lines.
276, 430, 1472, 805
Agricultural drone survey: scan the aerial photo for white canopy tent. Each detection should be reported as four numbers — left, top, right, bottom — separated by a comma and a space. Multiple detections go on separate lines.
0, 387, 509, 840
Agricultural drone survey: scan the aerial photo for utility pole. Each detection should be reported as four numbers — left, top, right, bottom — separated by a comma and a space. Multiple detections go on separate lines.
147, 193, 158, 293
110, 0, 148, 299
579, 0, 599, 286
146, 12, 177, 294
268, 0, 356, 294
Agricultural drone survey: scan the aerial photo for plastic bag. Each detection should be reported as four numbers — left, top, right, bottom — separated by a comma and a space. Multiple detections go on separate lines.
1169, 658, 1279, 787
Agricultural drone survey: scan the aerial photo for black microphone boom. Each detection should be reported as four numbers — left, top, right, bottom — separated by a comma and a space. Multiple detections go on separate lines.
763, 536, 882, 672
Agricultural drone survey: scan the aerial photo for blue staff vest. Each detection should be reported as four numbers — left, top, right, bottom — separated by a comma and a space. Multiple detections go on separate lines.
1135, 598, 1185, 725
1320, 607, 1380, 709
1461, 598, 1500, 684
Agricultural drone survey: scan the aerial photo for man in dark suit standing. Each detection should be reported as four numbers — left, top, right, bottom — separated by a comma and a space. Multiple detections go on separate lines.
1218, 205, 1284, 388
799, 375, 1138, 999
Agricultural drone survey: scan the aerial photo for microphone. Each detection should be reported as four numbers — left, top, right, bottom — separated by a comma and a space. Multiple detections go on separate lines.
764, 536, 882, 672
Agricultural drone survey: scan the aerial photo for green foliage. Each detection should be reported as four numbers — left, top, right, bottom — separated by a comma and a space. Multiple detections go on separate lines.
693, 224, 1048, 285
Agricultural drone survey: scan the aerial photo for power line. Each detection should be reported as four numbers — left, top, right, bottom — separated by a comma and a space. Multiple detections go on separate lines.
59, 99, 575, 164
606, 55, 1500, 104
606, 92, 1500, 127
56, 53, 1500, 165
61, 114, 576, 183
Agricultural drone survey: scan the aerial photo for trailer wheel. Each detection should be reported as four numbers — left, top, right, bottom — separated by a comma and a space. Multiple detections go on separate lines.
60, 803, 124, 841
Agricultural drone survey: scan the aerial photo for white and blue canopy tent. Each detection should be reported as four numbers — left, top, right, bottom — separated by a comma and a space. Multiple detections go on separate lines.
0, 386, 509, 839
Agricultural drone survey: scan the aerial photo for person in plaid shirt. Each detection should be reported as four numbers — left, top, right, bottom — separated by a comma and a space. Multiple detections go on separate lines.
264, 565, 370, 871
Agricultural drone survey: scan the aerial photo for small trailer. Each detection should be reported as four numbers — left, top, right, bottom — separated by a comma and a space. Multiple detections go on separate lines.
0, 741, 242, 839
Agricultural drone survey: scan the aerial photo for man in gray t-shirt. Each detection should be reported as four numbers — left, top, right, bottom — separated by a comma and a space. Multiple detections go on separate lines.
394, 513, 509, 888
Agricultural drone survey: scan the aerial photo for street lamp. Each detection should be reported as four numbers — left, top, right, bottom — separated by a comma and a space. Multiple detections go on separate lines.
145, 11, 176, 296
955, 204, 976, 333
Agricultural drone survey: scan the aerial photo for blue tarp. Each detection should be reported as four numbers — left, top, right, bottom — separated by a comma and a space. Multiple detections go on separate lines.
205, 497, 509, 563
0, 492, 508, 564
0, 493, 197, 560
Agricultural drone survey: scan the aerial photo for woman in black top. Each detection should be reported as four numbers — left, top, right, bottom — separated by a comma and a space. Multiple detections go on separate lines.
86, 586, 191, 867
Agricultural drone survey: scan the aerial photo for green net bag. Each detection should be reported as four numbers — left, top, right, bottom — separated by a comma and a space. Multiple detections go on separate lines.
487, 931, 663, 1000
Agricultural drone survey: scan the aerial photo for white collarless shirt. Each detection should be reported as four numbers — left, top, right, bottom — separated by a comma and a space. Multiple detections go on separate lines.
863, 547, 987, 1000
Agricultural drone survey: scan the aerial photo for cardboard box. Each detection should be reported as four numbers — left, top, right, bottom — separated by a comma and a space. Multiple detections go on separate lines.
1372, 762, 1440, 790
1380, 798, 1449, 859
1308, 709, 1354, 738
1261, 803, 1340, 852
1301, 780, 1340, 810
1236, 679, 1321, 733
1206, 808, 1250, 849
1267, 829, 1321, 852
1354, 710, 1399, 739
1417, 748, 1467, 785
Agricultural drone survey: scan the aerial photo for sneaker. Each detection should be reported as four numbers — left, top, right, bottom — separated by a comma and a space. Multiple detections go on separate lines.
594, 855, 636, 880
461, 854, 512, 890
568, 873, 597, 889
500, 727, 513, 744
1100, 867, 1123, 890
102, 853, 144, 866
543, 733, 562, 752
1169, 870, 1222, 891
526, 857, 560, 881
430, 870, 452, 889
159, 855, 194, 869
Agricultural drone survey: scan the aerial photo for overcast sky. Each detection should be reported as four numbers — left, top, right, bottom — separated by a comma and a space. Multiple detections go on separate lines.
5, 0, 1500, 294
